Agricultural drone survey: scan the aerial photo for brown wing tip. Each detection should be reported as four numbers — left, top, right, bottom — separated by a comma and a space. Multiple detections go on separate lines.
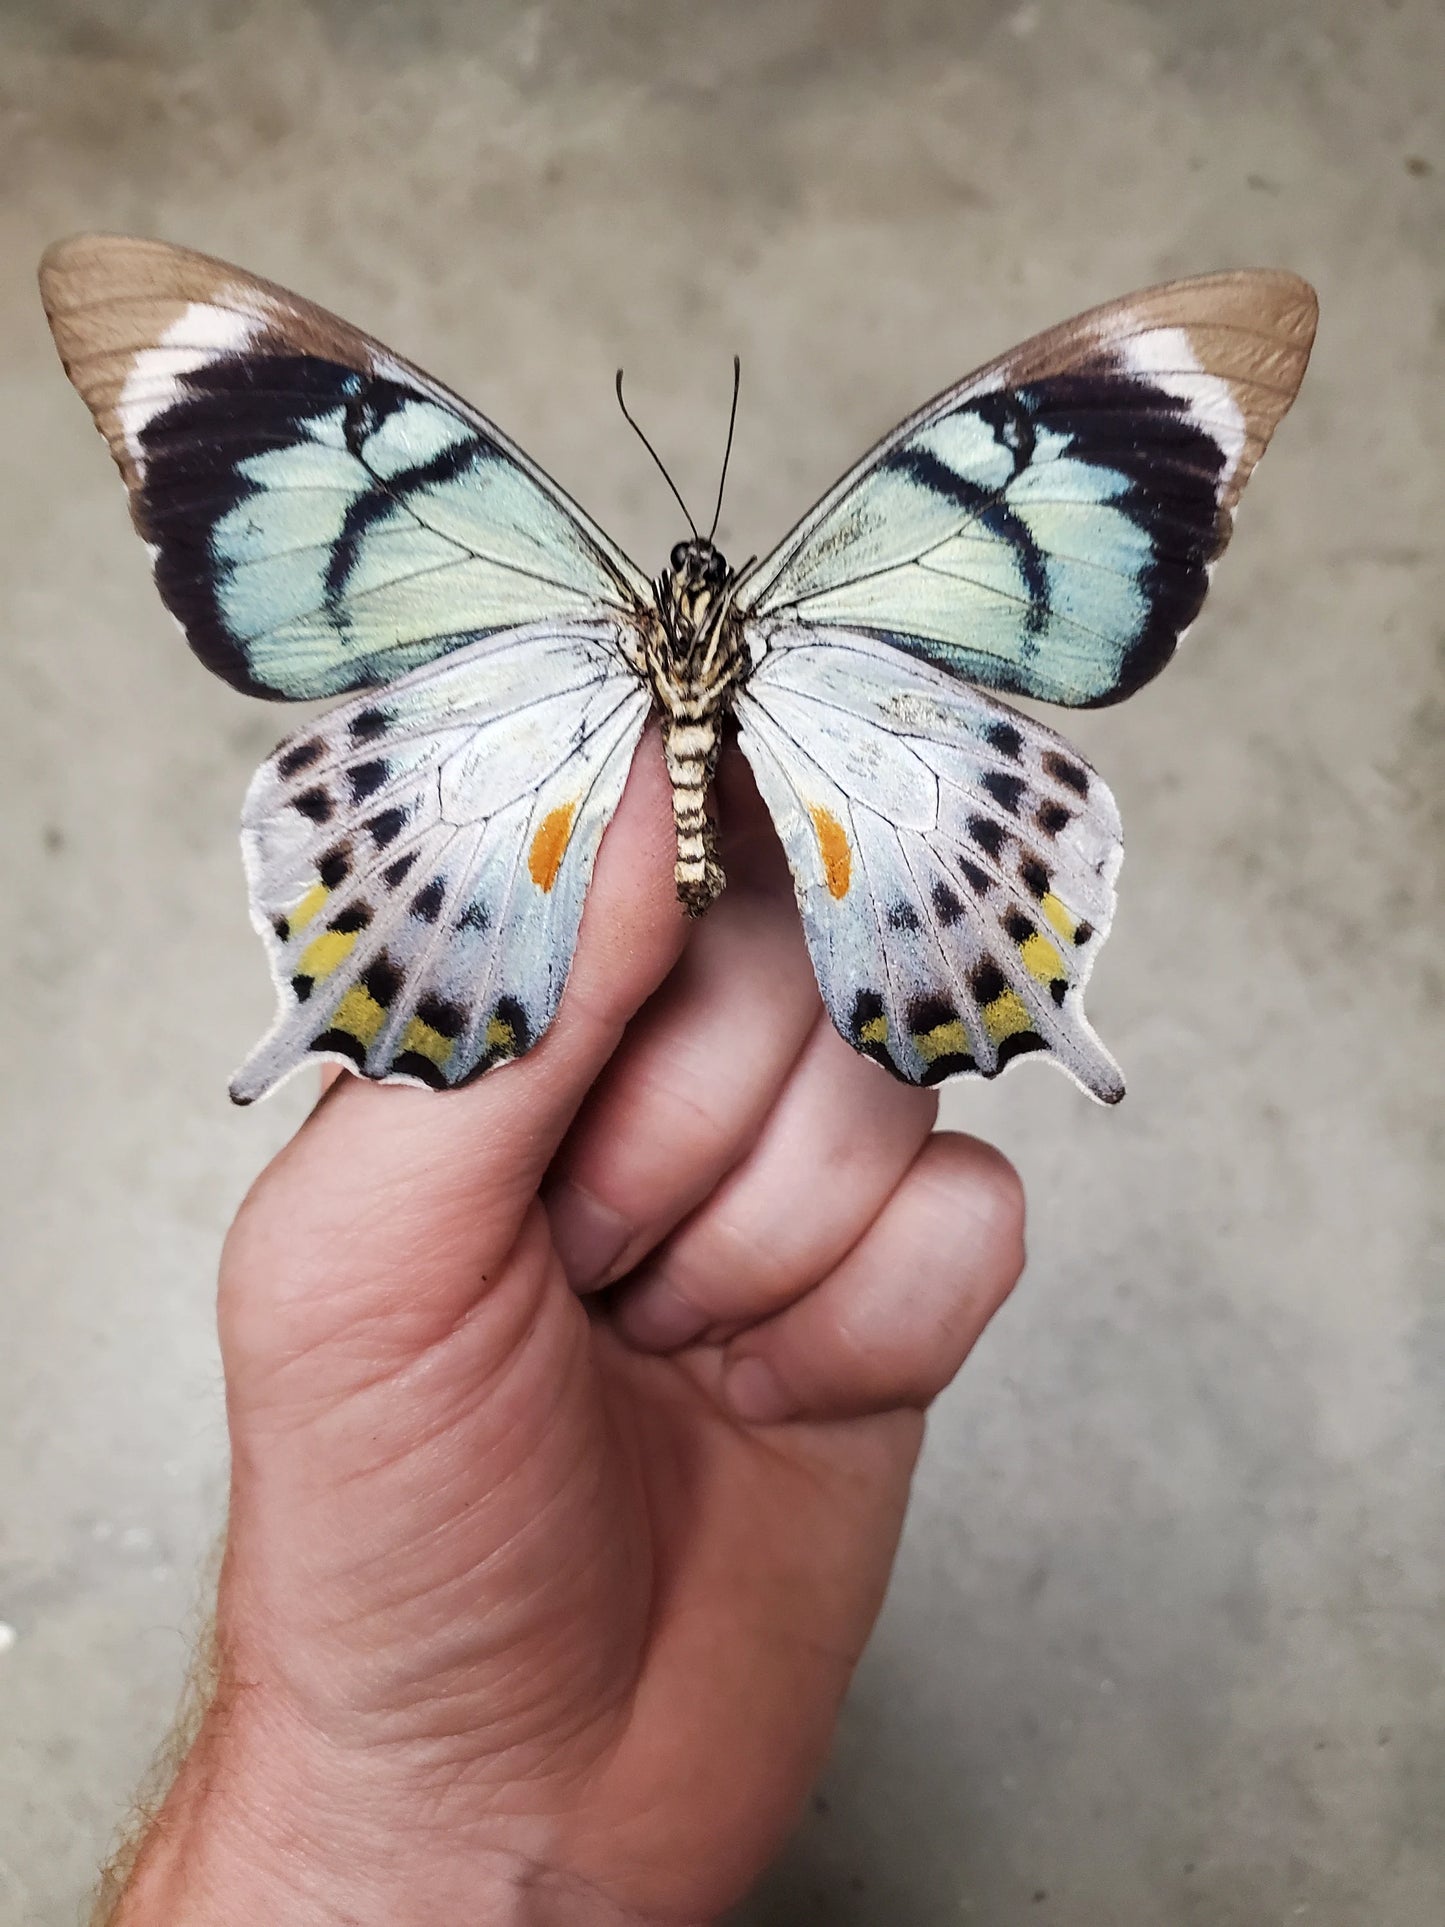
41, 232, 172, 312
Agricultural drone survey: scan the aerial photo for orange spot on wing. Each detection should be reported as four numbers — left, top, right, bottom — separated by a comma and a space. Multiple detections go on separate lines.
528, 801, 578, 892
808, 805, 852, 899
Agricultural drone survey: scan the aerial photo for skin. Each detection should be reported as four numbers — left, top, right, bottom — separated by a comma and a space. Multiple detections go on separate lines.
111, 736, 1026, 1927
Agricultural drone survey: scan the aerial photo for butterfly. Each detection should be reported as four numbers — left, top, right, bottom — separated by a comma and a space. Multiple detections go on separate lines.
41, 236, 1316, 1106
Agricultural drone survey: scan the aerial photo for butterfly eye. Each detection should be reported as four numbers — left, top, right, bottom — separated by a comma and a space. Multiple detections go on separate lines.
670, 542, 689, 573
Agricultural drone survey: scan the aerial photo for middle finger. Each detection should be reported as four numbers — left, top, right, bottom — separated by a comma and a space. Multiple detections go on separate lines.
542, 754, 821, 1290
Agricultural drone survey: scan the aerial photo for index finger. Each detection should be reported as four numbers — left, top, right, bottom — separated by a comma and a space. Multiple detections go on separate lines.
236, 733, 688, 1294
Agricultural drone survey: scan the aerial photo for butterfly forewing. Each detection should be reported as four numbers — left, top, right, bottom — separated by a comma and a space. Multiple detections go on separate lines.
39, 234, 651, 699
740, 271, 1317, 707
232, 619, 650, 1101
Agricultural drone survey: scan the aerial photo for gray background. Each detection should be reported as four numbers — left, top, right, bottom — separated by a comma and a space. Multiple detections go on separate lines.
2, 2, 1441, 1921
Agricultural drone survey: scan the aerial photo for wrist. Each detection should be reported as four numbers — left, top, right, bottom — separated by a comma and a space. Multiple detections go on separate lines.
108, 1703, 674, 1927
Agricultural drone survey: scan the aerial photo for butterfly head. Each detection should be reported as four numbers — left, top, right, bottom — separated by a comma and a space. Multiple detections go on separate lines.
656, 538, 743, 674
668, 535, 727, 610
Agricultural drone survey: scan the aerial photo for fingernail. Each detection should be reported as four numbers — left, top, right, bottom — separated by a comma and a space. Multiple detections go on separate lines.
616, 1286, 710, 1353
546, 1181, 631, 1291
724, 1355, 796, 1425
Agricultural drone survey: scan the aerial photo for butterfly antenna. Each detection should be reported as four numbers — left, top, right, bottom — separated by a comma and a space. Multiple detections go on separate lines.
707, 355, 742, 543
615, 369, 698, 539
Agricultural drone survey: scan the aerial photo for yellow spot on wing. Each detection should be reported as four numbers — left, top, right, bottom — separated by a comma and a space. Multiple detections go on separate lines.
1020, 931, 1065, 986
808, 805, 852, 898
331, 985, 387, 1046
529, 802, 578, 892
981, 988, 1033, 1044
299, 927, 359, 980
400, 1015, 453, 1068
859, 1014, 890, 1047
1041, 893, 1076, 943
485, 1015, 516, 1054
915, 1018, 971, 1063
289, 881, 329, 932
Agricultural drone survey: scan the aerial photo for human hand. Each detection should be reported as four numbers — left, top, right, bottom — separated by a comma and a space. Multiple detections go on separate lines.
112, 740, 1025, 1927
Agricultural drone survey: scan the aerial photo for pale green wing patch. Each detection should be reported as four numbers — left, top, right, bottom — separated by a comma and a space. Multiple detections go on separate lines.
41, 234, 652, 700
741, 272, 1316, 707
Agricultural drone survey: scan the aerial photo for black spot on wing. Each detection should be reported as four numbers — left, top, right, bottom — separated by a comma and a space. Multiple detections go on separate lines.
318, 846, 351, 889
931, 880, 965, 926
350, 706, 390, 743
328, 904, 371, 935
390, 1050, 450, 1089
416, 994, 465, 1039
919, 1048, 976, 1087
996, 1030, 1046, 1069
970, 390, 1038, 476
367, 807, 407, 848
1003, 908, 1033, 944
348, 760, 388, 804
887, 901, 922, 932
383, 851, 418, 889
981, 770, 1025, 815
984, 720, 1024, 760
277, 738, 324, 779
847, 989, 895, 1073
970, 960, 1009, 1006
967, 815, 1007, 860
457, 900, 490, 933
1042, 751, 1090, 796
362, 955, 402, 1007
958, 855, 993, 897
309, 1027, 366, 1067
1020, 857, 1050, 899
1037, 801, 1072, 836
292, 787, 332, 824
410, 878, 446, 923
907, 995, 955, 1035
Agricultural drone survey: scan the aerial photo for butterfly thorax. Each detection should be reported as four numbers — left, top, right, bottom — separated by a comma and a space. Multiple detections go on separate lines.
645, 538, 748, 916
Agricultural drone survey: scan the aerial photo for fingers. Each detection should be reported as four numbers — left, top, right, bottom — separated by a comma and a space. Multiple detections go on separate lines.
718, 1134, 1026, 1425
543, 749, 823, 1291
612, 1017, 937, 1349
223, 736, 686, 1354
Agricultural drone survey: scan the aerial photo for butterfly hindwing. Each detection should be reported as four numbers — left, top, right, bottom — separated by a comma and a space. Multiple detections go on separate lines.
231, 618, 650, 1101
740, 271, 1317, 707
40, 235, 651, 699
736, 627, 1124, 1101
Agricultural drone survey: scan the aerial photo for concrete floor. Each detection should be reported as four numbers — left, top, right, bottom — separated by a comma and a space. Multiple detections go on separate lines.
2, 2, 1441, 1920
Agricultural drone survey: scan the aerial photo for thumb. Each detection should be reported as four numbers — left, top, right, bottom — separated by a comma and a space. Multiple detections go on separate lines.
221, 732, 686, 1360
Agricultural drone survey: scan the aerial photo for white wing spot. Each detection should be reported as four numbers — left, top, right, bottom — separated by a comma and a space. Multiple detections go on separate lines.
1119, 325, 1246, 484
117, 301, 259, 465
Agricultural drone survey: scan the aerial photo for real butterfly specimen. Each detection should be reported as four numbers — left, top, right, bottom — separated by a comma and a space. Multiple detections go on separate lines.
40, 236, 1316, 1104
